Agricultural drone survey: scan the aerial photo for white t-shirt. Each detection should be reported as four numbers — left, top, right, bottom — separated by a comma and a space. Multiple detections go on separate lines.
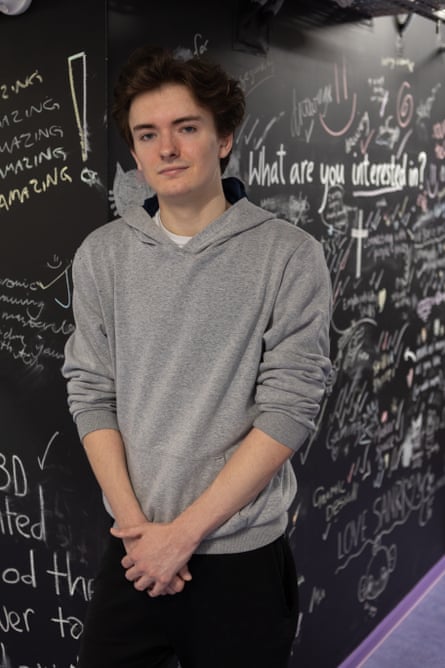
154, 210, 192, 248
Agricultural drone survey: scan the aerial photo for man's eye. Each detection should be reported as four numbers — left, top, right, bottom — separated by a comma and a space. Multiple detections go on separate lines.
181, 126, 197, 133
140, 132, 155, 141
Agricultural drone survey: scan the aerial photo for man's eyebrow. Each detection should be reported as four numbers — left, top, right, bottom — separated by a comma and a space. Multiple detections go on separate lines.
172, 115, 203, 125
132, 115, 204, 133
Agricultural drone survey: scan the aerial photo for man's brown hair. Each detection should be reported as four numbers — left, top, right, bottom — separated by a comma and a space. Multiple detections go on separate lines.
112, 46, 246, 173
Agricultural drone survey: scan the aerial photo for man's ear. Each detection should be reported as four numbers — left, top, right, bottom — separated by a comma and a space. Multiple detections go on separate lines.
219, 134, 233, 159
130, 148, 142, 171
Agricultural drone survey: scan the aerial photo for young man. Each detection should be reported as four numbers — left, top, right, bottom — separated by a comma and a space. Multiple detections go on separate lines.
63, 46, 332, 668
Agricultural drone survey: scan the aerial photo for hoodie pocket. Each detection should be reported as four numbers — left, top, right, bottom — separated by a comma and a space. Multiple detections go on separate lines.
131, 444, 296, 540
133, 447, 226, 524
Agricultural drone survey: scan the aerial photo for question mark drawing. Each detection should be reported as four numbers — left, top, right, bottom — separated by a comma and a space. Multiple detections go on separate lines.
418, 151, 427, 185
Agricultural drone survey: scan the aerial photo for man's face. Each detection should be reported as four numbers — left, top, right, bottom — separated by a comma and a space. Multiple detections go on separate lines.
129, 84, 232, 207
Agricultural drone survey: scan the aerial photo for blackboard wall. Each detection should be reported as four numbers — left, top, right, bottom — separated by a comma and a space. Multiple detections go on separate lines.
0, 2, 109, 667
109, 3, 445, 666
1, 1, 445, 666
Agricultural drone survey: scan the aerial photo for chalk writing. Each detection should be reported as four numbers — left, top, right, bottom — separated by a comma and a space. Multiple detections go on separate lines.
345, 112, 374, 153
0, 70, 43, 101
290, 85, 332, 140
0, 605, 35, 633
0, 485, 46, 541
2, 549, 37, 587
0, 267, 74, 376
319, 60, 357, 137
0, 165, 73, 212
46, 552, 94, 601
381, 57, 414, 72
0, 97, 60, 128
416, 83, 442, 122
308, 586, 326, 613
238, 60, 275, 97
0, 147, 67, 179
313, 481, 359, 521
357, 542, 397, 605
0, 126, 64, 155
248, 144, 287, 186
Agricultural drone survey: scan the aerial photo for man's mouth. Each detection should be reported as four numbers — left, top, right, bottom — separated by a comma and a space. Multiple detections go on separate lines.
159, 166, 188, 175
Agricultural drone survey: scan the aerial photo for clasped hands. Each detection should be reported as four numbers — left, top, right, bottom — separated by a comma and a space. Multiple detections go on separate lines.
111, 520, 195, 598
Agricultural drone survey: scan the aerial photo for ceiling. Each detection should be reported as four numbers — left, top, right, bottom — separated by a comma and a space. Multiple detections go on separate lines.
108, 0, 445, 34
274, 0, 445, 27
109, 0, 445, 21
334, 0, 445, 21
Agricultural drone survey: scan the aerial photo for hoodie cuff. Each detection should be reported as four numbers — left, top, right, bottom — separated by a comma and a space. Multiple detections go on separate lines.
75, 410, 119, 442
253, 412, 310, 452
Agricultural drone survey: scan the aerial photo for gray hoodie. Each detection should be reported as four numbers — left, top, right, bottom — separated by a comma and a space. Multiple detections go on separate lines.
63, 186, 332, 554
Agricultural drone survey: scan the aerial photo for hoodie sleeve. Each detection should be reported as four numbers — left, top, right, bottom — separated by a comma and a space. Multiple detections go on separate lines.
253, 235, 332, 452
62, 243, 119, 440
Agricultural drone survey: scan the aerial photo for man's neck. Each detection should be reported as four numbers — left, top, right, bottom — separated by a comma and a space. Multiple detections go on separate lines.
158, 191, 230, 237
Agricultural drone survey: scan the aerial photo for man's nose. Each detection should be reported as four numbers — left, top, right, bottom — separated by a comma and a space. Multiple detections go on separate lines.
159, 132, 178, 158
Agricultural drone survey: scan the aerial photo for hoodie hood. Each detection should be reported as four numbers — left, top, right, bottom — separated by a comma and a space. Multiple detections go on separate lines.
120, 177, 276, 254
143, 176, 247, 215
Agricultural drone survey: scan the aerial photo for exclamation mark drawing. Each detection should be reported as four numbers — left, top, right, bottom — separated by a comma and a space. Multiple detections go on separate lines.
68, 51, 101, 187
68, 51, 89, 162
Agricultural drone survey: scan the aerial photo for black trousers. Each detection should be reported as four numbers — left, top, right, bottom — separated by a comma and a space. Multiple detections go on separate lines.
78, 535, 299, 668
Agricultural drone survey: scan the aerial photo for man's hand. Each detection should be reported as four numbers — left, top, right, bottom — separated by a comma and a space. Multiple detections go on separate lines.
110, 521, 195, 597
109, 429, 294, 599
